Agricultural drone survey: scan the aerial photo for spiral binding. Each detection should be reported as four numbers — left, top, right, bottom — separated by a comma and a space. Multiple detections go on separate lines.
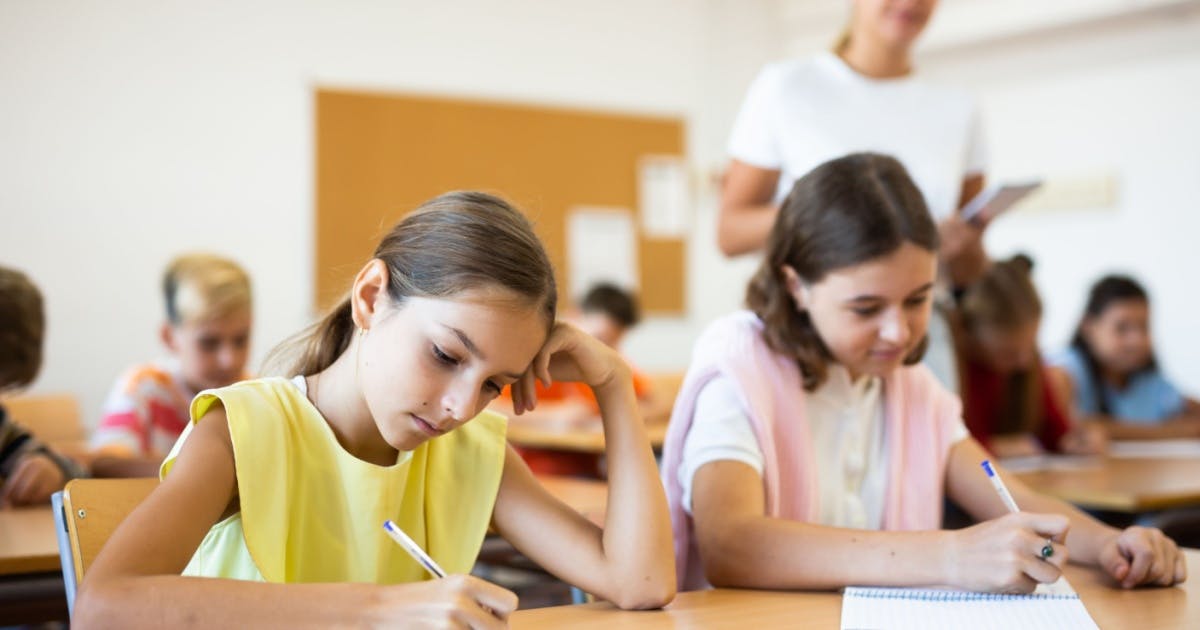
845, 588, 1079, 602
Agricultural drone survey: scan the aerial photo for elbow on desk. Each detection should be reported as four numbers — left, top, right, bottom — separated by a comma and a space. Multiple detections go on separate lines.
608, 580, 677, 611
697, 526, 769, 589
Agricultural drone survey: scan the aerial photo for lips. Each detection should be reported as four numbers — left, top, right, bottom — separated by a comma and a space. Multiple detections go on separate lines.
870, 347, 904, 360
412, 414, 447, 437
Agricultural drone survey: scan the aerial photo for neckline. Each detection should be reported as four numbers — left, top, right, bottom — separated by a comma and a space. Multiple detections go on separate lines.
287, 375, 414, 471
817, 50, 916, 87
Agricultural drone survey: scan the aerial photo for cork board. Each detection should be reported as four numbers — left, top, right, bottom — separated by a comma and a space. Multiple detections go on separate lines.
315, 88, 687, 314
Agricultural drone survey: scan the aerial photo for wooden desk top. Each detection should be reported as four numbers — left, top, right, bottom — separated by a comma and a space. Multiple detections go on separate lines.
512, 549, 1200, 629
0, 507, 60, 576
1014, 456, 1200, 512
507, 420, 668, 454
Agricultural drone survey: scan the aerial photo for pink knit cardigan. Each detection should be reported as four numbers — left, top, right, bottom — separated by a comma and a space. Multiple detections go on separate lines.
660, 311, 964, 590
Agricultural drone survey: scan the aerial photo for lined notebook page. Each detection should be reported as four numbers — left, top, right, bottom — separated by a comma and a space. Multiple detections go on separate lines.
840, 583, 1099, 630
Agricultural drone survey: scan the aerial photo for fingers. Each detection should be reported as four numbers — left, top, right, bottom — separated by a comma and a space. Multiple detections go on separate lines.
1018, 551, 1063, 586
520, 370, 537, 414
1118, 527, 1185, 588
461, 575, 518, 618
1099, 540, 1131, 584
1013, 511, 1070, 541
3, 458, 42, 506
441, 575, 516, 630
1123, 540, 1154, 588
1016, 530, 1065, 584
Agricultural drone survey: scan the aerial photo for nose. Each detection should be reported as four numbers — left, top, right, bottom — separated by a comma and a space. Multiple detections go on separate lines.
878, 309, 911, 346
441, 381, 480, 425
216, 343, 240, 372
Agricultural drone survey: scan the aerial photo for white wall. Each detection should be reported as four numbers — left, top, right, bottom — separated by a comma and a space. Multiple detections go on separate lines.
0, 0, 776, 426
4, 0, 1198, 429
919, 6, 1200, 392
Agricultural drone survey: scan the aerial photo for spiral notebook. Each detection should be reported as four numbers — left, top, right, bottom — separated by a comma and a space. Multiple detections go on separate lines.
840, 582, 1099, 630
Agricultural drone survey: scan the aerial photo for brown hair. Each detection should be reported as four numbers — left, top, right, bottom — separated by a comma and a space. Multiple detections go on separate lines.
580, 282, 640, 328
162, 253, 252, 325
269, 191, 557, 377
958, 255, 1043, 434
747, 153, 939, 390
0, 266, 45, 391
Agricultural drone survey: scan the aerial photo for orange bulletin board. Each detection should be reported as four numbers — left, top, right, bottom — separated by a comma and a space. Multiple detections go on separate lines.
315, 89, 687, 314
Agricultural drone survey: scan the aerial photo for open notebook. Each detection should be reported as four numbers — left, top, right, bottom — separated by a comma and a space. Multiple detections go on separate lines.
840, 580, 1099, 630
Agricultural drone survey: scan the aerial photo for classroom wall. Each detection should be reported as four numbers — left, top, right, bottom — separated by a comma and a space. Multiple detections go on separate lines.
919, 7, 1200, 393
4, 0, 1197, 429
0, 0, 776, 426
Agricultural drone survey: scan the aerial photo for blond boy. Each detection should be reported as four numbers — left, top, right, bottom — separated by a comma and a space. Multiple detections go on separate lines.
91, 254, 252, 477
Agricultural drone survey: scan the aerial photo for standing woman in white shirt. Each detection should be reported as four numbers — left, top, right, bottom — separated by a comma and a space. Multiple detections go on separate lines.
718, 0, 989, 393
718, 0, 988, 288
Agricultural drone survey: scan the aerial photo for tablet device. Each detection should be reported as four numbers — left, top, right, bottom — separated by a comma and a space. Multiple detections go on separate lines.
960, 180, 1042, 224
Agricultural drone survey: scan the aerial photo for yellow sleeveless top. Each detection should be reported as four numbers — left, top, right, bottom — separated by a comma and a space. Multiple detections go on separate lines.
160, 377, 507, 583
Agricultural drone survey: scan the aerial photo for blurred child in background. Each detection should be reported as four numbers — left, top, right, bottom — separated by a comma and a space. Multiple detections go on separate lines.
954, 255, 1104, 457
90, 253, 252, 477
0, 265, 86, 506
1050, 274, 1200, 439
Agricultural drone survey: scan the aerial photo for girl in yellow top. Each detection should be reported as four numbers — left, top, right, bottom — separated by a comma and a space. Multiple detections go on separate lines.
75, 192, 676, 628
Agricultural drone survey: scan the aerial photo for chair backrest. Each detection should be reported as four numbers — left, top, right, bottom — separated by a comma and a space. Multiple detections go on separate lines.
51, 491, 79, 616
3, 392, 88, 458
60, 478, 159, 590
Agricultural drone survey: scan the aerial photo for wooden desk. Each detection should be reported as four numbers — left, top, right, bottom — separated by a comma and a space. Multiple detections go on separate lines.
1013, 456, 1200, 512
0, 507, 60, 576
0, 506, 68, 624
508, 420, 667, 454
512, 549, 1200, 629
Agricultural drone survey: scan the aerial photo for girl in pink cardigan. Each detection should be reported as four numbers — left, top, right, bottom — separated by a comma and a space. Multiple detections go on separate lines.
663, 153, 1184, 593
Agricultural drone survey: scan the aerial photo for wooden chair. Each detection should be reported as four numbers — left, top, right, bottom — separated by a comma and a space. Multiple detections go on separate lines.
3, 392, 89, 460
54, 478, 158, 614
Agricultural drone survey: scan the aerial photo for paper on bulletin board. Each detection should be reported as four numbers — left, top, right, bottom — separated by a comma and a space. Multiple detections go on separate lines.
638, 155, 689, 238
567, 207, 638, 299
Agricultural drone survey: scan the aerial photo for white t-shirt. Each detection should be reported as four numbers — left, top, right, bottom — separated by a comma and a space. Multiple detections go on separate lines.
679, 366, 969, 530
728, 51, 987, 220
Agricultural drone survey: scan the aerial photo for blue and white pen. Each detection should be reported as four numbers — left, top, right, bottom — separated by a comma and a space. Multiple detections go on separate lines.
980, 460, 1056, 559
383, 519, 446, 578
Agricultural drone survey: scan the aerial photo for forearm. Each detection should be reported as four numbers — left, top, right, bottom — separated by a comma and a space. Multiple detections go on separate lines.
592, 376, 675, 605
75, 576, 380, 629
701, 516, 952, 590
716, 203, 778, 257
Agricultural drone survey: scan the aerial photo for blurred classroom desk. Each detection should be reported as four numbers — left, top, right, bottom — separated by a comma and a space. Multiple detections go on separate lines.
1011, 455, 1200, 513
0, 507, 59, 575
508, 420, 668, 454
504, 371, 681, 455
0, 506, 68, 623
511, 549, 1200, 629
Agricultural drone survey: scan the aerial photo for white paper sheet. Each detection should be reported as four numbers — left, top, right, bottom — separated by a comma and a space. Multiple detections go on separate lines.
637, 155, 689, 237
566, 206, 638, 299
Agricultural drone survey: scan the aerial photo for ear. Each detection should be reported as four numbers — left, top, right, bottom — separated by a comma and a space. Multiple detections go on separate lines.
350, 259, 390, 331
779, 265, 811, 312
160, 322, 177, 352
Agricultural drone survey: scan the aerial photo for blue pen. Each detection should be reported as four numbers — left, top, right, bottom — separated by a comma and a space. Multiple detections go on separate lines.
981, 460, 1055, 559
383, 519, 446, 578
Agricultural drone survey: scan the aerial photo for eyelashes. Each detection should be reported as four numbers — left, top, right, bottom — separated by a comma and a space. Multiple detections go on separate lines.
432, 345, 502, 394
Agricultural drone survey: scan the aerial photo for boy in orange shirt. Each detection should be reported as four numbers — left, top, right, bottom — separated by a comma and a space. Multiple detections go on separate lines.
495, 283, 657, 476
